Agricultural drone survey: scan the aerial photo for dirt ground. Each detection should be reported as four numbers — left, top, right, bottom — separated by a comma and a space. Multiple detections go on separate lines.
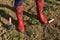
0, 0, 60, 40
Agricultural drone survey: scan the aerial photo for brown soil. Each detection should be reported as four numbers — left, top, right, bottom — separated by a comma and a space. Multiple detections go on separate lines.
0, 0, 60, 40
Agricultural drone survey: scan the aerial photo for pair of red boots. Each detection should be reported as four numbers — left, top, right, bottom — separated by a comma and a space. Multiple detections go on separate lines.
15, 0, 47, 33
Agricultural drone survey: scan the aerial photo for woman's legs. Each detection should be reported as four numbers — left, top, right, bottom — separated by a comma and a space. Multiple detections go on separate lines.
15, 0, 24, 32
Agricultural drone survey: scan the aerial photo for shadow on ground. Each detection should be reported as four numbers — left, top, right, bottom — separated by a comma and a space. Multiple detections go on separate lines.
0, 4, 39, 31
0, 4, 38, 19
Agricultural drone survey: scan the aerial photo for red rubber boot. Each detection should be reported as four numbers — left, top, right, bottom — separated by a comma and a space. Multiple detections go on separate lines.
36, 0, 48, 24
16, 6, 24, 33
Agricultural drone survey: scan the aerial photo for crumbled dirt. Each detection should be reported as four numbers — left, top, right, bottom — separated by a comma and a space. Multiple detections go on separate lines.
0, 0, 60, 40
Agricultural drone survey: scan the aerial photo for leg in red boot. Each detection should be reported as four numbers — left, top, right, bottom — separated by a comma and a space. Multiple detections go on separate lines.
15, 0, 24, 32
35, 0, 48, 24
